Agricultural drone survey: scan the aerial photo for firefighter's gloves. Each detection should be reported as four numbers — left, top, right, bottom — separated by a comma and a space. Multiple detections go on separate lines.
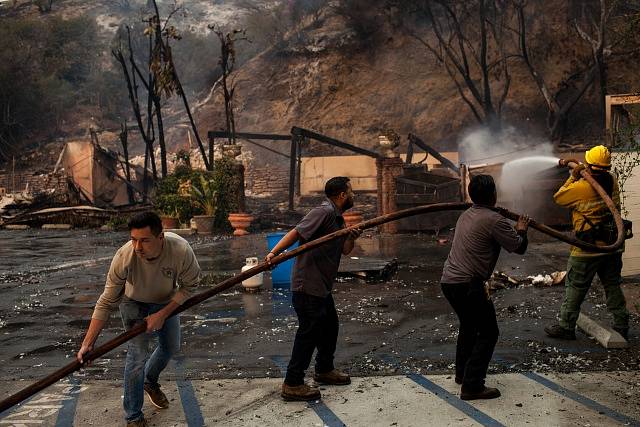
571, 163, 587, 180
559, 157, 585, 180
558, 158, 580, 168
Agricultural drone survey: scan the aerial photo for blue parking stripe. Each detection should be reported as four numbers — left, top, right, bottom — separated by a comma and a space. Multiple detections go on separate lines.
175, 356, 205, 427
376, 354, 504, 427
308, 400, 346, 427
523, 372, 640, 426
407, 374, 506, 427
270, 355, 347, 427
270, 355, 289, 375
54, 376, 81, 427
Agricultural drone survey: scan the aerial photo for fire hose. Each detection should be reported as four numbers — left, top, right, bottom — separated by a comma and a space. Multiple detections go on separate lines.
0, 161, 626, 413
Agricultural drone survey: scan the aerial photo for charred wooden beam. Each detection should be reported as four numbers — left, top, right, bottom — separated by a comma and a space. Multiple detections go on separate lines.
291, 127, 381, 159
408, 134, 459, 173
207, 131, 291, 141
406, 137, 415, 164
241, 139, 290, 159
288, 136, 298, 211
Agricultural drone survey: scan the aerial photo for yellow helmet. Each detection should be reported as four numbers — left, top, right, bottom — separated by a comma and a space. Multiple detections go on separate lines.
585, 145, 611, 169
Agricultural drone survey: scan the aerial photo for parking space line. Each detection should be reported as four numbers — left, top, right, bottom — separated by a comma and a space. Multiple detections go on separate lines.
54, 377, 81, 427
175, 356, 205, 427
522, 372, 640, 426
270, 355, 289, 374
407, 374, 505, 427
377, 354, 503, 426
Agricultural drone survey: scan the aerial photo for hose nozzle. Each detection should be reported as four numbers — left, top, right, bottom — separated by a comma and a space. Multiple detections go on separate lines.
558, 158, 580, 168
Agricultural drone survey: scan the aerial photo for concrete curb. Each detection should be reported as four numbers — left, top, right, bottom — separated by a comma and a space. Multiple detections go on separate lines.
577, 313, 628, 349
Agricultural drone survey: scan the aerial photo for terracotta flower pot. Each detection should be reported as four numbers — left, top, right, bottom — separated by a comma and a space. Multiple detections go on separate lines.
193, 215, 215, 235
160, 216, 178, 230
343, 210, 364, 228
228, 212, 254, 236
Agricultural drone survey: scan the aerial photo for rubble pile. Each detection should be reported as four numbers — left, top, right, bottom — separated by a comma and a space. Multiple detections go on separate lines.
487, 270, 566, 292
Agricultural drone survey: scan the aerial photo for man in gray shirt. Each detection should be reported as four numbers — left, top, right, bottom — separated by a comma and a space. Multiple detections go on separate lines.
441, 175, 529, 401
266, 176, 361, 401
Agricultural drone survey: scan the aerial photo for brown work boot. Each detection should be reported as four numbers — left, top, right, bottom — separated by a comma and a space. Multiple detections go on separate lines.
544, 324, 576, 340
144, 383, 169, 409
313, 369, 351, 385
460, 386, 501, 401
126, 418, 148, 427
281, 383, 321, 401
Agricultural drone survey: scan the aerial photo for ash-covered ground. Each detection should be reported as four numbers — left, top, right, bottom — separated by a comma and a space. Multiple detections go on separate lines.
0, 229, 638, 390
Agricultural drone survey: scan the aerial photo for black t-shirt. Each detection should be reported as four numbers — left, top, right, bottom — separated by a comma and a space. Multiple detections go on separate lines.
291, 199, 346, 297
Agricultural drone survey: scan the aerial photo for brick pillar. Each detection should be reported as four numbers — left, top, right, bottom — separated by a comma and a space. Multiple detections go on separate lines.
221, 144, 246, 212
233, 162, 246, 212
376, 156, 403, 233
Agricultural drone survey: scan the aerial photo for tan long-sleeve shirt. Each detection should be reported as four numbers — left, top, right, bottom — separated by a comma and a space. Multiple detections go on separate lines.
92, 232, 201, 321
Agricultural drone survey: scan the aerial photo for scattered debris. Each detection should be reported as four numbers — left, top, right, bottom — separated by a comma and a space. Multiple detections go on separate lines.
486, 270, 566, 292
528, 271, 566, 287
42, 224, 73, 230
338, 257, 398, 281
487, 271, 523, 291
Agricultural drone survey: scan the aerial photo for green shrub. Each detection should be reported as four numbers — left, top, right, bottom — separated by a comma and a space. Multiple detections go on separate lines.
154, 174, 196, 223
153, 160, 239, 231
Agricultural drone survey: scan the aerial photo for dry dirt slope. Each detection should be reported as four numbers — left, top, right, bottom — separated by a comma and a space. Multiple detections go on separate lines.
195, 1, 640, 159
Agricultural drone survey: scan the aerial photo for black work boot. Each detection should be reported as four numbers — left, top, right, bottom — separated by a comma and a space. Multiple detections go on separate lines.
613, 327, 629, 340
281, 383, 321, 401
460, 386, 501, 401
544, 324, 576, 340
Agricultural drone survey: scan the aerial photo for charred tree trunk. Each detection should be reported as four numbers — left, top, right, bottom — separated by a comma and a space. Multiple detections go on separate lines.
211, 28, 247, 146
403, 0, 512, 131
119, 122, 135, 204
516, 0, 610, 141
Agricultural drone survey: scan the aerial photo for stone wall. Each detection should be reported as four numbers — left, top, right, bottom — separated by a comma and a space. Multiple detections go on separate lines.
245, 164, 289, 201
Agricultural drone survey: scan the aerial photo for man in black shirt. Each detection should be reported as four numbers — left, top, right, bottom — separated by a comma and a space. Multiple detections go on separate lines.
266, 176, 361, 401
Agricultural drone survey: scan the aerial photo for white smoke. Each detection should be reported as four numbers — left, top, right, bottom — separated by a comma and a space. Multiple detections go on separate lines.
458, 125, 554, 166
458, 125, 561, 209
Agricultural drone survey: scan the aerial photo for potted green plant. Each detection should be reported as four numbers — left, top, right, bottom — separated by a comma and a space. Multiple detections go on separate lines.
190, 174, 218, 234
155, 194, 180, 230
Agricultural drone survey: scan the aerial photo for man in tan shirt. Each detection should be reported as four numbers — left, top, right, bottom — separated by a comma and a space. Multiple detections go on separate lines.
76, 211, 201, 427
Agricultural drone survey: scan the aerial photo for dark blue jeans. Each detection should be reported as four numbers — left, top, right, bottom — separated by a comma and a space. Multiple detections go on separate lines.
441, 281, 499, 391
120, 299, 180, 422
284, 292, 339, 386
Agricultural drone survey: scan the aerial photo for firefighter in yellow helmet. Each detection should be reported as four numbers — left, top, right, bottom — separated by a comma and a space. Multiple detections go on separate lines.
545, 145, 629, 340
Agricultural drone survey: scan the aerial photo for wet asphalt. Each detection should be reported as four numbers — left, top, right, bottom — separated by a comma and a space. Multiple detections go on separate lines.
0, 228, 638, 389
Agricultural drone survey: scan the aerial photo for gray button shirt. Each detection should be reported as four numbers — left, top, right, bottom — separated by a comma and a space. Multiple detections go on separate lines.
291, 199, 347, 297
441, 205, 524, 284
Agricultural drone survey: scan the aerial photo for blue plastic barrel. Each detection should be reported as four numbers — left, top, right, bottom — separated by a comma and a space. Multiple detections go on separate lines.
266, 232, 298, 286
